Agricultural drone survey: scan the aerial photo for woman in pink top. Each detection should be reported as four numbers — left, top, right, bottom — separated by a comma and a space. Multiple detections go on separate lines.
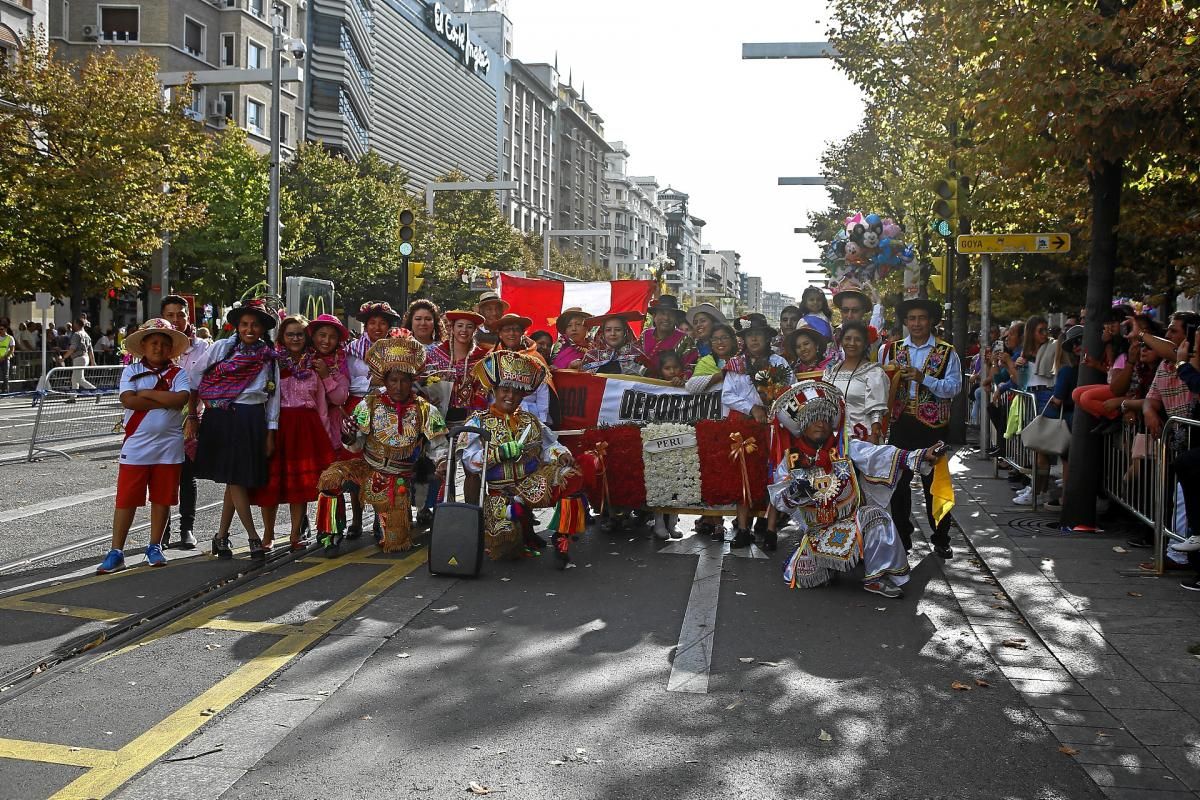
252, 315, 335, 551
551, 307, 590, 369
308, 314, 351, 454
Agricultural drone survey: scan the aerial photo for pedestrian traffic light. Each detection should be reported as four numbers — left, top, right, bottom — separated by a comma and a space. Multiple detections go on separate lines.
408, 261, 425, 295
399, 209, 414, 242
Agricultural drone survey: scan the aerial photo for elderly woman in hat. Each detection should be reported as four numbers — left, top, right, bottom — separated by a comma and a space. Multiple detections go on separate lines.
195, 297, 283, 560
641, 295, 693, 378
682, 303, 728, 373
316, 334, 448, 556
551, 307, 591, 369
581, 311, 648, 375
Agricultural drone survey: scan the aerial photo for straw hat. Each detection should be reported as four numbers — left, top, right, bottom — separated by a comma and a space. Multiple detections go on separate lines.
554, 307, 590, 334
475, 291, 511, 316
685, 303, 728, 327
124, 318, 190, 359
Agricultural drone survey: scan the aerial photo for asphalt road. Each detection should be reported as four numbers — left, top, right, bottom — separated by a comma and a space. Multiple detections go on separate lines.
0, 394, 1106, 799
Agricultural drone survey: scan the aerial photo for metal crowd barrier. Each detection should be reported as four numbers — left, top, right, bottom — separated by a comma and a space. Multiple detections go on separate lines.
26, 366, 126, 461
1, 351, 56, 392
1147, 416, 1200, 575
993, 389, 1043, 509
1099, 418, 1161, 536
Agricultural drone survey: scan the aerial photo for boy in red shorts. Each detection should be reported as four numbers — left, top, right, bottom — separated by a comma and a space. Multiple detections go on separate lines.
96, 319, 192, 574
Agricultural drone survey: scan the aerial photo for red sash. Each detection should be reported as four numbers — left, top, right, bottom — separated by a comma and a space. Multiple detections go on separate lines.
123, 365, 182, 443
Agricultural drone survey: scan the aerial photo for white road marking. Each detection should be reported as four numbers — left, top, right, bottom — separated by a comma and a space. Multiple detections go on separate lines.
0, 487, 117, 524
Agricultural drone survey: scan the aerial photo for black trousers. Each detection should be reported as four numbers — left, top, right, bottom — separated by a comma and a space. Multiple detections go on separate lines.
178, 457, 198, 532
986, 402, 1006, 448
887, 413, 952, 550
1170, 448, 1200, 575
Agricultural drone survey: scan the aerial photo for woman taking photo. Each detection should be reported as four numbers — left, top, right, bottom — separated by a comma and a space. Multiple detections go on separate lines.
581, 311, 647, 375
402, 299, 446, 348
823, 320, 890, 443
194, 297, 281, 559
252, 315, 334, 552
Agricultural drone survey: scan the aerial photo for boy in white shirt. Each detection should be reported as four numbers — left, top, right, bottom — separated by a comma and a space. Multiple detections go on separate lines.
96, 319, 192, 574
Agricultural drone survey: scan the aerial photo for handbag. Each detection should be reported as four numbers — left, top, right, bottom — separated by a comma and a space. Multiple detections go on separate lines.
1020, 409, 1071, 455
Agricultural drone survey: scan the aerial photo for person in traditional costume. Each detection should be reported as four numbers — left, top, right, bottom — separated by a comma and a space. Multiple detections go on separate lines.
641, 295, 693, 377
550, 307, 591, 369
801, 286, 834, 322
344, 301, 404, 539
823, 320, 891, 444
316, 334, 448, 556
308, 314, 352, 456
581, 311, 647, 375
194, 296, 282, 560
492, 313, 551, 423
402, 299, 446, 347
769, 380, 946, 598
252, 315, 334, 552
473, 290, 510, 350
881, 297, 962, 558
682, 303, 728, 374
460, 350, 575, 560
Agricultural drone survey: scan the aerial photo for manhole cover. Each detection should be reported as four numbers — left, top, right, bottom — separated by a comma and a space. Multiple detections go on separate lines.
1004, 515, 1065, 536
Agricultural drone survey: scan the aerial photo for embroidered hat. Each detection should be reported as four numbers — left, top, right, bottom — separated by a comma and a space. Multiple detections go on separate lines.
355, 301, 403, 326
444, 310, 486, 327
365, 331, 426, 383
771, 380, 846, 439
478, 349, 546, 393
307, 313, 350, 342
124, 318, 190, 359
226, 296, 282, 331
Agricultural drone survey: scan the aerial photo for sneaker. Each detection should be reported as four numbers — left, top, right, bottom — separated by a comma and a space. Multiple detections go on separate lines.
177, 529, 197, 550
652, 518, 671, 540
1013, 491, 1034, 506
96, 548, 125, 574
1180, 577, 1200, 592
1174, 536, 1200, 552
863, 580, 902, 599
145, 543, 167, 568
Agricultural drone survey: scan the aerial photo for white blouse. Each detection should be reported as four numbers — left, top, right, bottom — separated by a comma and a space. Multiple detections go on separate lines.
822, 359, 890, 440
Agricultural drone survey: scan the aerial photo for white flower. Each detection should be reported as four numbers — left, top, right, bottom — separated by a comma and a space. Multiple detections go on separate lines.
642, 423, 702, 508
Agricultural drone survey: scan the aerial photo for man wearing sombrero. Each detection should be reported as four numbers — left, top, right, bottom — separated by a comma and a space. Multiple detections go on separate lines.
768, 380, 945, 598
881, 296, 962, 559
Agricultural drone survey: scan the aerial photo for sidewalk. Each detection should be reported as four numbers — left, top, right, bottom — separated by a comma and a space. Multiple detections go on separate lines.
948, 448, 1200, 798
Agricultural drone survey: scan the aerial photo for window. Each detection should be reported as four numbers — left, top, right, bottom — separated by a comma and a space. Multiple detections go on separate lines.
246, 98, 264, 134
249, 0, 265, 18
279, 111, 289, 145
277, 3, 290, 31
184, 17, 205, 58
247, 38, 265, 70
219, 91, 235, 122
100, 7, 139, 42
221, 33, 234, 66
187, 86, 205, 120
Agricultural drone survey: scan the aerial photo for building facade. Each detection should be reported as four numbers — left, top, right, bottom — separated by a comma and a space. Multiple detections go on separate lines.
658, 187, 705, 303
741, 274, 763, 315
1, 0, 48, 64
761, 291, 797, 326
603, 144, 667, 279
500, 59, 557, 234
50, 0, 307, 156
553, 79, 610, 268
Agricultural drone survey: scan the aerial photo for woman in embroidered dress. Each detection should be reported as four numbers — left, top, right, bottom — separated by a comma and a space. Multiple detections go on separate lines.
581, 311, 647, 376
682, 303, 728, 374
343, 301, 404, 539
423, 310, 490, 506
641, 295, 692, 377
402, 299, 446, 348
550, 307, 590, 369
308, 315, 351, 455
252, 316, 334, 552
822, 320, 890, 444
194, 298, 282, 560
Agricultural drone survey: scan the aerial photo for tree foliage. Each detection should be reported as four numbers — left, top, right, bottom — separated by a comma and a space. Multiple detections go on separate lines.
0, 38, 209, 315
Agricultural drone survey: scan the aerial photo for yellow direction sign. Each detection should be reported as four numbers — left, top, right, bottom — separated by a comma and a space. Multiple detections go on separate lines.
956, 233, 1071, 255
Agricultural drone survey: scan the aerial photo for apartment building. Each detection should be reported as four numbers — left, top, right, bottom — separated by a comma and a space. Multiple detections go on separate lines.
603, 143, 667, 279
658, 187, 705, 302
555, 79, 611, 269
1, 0, 48, 64
500, 59, 557, 234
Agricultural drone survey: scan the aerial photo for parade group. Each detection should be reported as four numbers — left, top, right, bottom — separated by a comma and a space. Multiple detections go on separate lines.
98, 282, 959, 600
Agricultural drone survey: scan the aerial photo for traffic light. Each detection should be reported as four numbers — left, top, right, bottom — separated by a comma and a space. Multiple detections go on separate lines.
931, 175, 970, 226
929, 255, 947, 293
399, 209, 414, 258
408, 261, 425, 295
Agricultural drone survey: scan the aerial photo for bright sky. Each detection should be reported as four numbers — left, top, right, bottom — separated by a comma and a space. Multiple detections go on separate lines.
505, 0, 864, 296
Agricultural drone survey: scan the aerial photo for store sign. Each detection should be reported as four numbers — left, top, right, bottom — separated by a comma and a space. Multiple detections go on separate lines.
428, 2, 491, 77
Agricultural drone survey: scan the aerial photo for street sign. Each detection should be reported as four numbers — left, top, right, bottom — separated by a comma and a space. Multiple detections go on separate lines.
34, 292, 52, 310
956, 233, 1071, 255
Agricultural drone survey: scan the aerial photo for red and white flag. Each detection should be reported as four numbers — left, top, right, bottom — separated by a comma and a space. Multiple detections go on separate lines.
497, 275, 656, 337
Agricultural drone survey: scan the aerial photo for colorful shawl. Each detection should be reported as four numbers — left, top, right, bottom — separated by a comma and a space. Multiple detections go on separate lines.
551, 336, 587, 369
641, 327, 693, 374
199, 340, 274, 409
276, 343, 315, 380
423, 341, 489, 410
581, 336, 647, 375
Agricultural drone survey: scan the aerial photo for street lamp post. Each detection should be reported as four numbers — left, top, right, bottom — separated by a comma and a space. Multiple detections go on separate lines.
424, 180, 519, 216
265, 5, 306, 298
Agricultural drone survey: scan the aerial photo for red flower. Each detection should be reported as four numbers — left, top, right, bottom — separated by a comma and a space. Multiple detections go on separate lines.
564, 425, 646, 508
697, 415, 770, 507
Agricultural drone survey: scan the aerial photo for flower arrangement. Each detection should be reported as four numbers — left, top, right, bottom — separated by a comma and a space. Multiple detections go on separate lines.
697, 416, 770, 507
641, 423, 702, 508
753, 365, 793, 404
564, 424, 646, 508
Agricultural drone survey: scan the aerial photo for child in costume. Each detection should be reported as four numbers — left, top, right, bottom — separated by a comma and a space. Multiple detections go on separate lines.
316, 334, 448, 556
460, 350, 576, 561
768, 380, 947, 599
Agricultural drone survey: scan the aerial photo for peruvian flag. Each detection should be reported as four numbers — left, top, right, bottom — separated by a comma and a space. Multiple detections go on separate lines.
497, 275, 656, 337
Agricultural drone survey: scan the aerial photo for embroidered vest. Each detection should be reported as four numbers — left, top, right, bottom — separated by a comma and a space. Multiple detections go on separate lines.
478, 410, 544, 487
892, 339, 953, 428
359, 395, 430, 473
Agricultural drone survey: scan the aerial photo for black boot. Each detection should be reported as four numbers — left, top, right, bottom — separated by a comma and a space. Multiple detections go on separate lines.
762, 530, 778, 552
211, 535, 233, 560
753, 517, 768, 535
731, 526, 755, 549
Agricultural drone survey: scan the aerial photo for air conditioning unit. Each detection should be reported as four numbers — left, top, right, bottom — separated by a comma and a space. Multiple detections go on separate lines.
208, 99, 228, 118
81, 24, 101, 41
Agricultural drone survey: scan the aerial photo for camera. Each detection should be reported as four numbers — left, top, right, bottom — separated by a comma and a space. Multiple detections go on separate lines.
1187, 322, 1200, 345
286, 38, 307, 61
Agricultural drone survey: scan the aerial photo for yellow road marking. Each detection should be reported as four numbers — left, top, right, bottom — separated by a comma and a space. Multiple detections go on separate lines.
49, 548, 427, 800
0, 599, 128, 622
198, 619, 305, 636
0, 737, 116, 769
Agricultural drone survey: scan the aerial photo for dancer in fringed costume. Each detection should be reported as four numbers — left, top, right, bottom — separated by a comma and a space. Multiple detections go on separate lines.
315, 334, 448, 556
768, 380, 948, 599
460, 350, 576, 561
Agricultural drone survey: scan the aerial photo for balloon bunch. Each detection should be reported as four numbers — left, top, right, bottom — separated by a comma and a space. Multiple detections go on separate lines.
822, 212, 915, 285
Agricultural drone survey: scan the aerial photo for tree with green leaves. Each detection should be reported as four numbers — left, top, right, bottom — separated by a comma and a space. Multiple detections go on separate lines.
0, 38, 209, 316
